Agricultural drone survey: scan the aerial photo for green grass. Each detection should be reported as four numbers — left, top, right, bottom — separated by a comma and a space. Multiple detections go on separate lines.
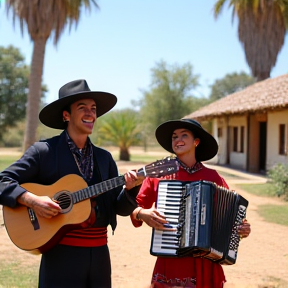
111, 151, 168, 163
129, 154, 167, 163
0, 262, 38, 288
0, 150, 166, 171
0, 156, 19, 172
258, 204, 288, 226
236, 182, 275, 197
218, 171, 246, 179
236, 183, 288, 227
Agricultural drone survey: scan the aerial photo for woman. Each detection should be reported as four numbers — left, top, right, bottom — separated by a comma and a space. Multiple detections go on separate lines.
131, 118, 251, 288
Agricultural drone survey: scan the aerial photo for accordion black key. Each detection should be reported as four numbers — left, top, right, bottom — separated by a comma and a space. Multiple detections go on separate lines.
150, 180, 249, 265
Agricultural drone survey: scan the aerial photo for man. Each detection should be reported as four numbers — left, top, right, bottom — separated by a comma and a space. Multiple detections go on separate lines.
0, 79, 143, 288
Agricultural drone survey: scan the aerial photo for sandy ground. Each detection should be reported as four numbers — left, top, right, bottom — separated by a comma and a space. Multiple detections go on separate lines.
0, 160, 287, 287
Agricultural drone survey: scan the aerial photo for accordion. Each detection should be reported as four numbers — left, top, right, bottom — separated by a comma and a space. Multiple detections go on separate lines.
150, 180, 249, 265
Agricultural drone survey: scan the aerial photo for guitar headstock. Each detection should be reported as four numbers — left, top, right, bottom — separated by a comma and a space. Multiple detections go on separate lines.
137, 157, 179, 178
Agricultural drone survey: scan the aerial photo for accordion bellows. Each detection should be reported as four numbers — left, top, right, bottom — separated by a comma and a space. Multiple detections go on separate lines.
150, 180, 249, 265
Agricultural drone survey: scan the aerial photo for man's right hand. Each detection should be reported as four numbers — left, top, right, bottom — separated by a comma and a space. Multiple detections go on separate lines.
17, 191, 61, 218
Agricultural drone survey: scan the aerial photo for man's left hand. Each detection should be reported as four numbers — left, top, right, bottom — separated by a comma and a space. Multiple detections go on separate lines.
124, 170, 145, 190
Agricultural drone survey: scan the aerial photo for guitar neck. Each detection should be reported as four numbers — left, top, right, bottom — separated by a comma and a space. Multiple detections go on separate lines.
71, 157, 178, 204
72, 175, 126, 204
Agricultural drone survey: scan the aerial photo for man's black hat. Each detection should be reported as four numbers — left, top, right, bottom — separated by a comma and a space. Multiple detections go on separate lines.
39, 79, 117, 129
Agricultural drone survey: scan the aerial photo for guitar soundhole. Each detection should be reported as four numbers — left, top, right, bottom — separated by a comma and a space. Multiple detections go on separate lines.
53, 191, 72, 213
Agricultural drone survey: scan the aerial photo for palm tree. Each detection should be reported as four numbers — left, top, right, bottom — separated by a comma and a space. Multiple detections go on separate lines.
214, 0, 288, 81
6, 0, 98, 150
96, 110, 142, 161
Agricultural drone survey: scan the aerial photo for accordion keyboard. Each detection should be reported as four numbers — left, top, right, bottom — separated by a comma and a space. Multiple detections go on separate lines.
150, 181, 184, 256
149, 180, 248, 265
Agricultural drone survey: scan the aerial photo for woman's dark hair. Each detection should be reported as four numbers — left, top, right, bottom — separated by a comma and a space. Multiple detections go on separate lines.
189, 129, 199, 139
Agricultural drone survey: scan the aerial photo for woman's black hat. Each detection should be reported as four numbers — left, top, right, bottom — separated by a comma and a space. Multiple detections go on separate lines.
155, 118, 218, 161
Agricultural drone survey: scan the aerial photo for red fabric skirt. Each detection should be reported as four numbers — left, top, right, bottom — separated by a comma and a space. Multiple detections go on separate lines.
150, 256, 225, 288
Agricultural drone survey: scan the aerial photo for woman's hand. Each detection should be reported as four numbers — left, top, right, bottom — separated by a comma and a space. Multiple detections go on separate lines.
238, 218, 251, 239
134, 203, 176, 231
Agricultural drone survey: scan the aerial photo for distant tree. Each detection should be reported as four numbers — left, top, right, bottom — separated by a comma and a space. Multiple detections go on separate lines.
96, 109, 142, 161
0, 45, 29, 141
138, 60, 204, 137
6, 0, 99, 150
185, 96, 211, 113
214, 0, 288, 81
209, 72, 256, 101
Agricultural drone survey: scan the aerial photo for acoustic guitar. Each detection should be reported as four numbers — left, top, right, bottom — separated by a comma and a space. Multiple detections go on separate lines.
3, 157, 178, 254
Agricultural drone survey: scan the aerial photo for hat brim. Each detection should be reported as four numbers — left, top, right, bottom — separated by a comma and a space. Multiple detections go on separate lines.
39, 91, 117, 129
155, 119, 218, 162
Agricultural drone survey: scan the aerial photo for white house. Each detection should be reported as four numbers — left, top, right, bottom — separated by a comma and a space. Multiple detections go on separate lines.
186, 73, 288, 173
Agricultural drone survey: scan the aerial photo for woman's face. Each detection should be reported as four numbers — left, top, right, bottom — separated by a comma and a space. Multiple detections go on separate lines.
171, 128, 200, 156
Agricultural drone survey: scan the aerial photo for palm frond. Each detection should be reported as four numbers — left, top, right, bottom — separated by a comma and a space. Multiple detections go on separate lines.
213, 0, 228, 18
97, 110, 142, 150
5, 0, 99, 44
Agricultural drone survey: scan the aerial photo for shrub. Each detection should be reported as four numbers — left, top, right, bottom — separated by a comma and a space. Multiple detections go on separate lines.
267, 163, 288, 200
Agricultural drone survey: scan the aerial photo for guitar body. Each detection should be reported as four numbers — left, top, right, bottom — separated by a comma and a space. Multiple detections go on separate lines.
3, 174, 91, 253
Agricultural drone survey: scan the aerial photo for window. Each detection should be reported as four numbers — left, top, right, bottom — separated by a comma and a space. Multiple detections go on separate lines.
233, 127, 238, 152
279, 124, 286, 155
240, 126, 245, 153
217, 127, 222, 137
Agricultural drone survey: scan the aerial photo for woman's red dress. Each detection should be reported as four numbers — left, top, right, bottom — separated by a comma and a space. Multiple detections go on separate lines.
131, 164, 229, 288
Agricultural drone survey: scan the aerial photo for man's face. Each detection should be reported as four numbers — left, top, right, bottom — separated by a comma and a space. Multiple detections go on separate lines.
63, 98, 97, 135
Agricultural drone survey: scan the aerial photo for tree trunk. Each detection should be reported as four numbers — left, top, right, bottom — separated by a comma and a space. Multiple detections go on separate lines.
120, 147, 130, 161
23, 37, 47, 151
238, 4, 285, 83
256, 72, 270, 82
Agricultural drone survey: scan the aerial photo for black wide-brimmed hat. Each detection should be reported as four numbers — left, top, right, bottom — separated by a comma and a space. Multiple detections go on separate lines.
39, 79, 117, 129
155, 118, 218, 162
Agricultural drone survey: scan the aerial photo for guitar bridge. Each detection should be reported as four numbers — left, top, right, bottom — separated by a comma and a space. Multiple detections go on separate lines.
27, 207, 40, 230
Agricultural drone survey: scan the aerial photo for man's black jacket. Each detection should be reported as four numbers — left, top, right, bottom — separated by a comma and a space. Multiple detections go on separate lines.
0, 131, 139, 232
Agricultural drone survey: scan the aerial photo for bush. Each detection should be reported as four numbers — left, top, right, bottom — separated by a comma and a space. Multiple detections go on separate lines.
267, 163, 288, 200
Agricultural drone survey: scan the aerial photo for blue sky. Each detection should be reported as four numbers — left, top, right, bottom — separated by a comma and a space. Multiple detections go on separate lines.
0, 0, 288, 110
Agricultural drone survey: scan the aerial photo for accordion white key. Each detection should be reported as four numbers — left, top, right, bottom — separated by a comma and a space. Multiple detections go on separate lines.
150, 180, 249, 265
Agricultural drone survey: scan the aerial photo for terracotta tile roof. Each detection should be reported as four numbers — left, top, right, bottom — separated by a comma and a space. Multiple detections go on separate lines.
186, 73, 288, 120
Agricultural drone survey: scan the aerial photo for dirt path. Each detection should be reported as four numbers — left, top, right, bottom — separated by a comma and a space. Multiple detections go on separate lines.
0, 162, 287, 288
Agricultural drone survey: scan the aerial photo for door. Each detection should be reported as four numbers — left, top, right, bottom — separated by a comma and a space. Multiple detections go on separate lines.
259, 122, 267, 173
